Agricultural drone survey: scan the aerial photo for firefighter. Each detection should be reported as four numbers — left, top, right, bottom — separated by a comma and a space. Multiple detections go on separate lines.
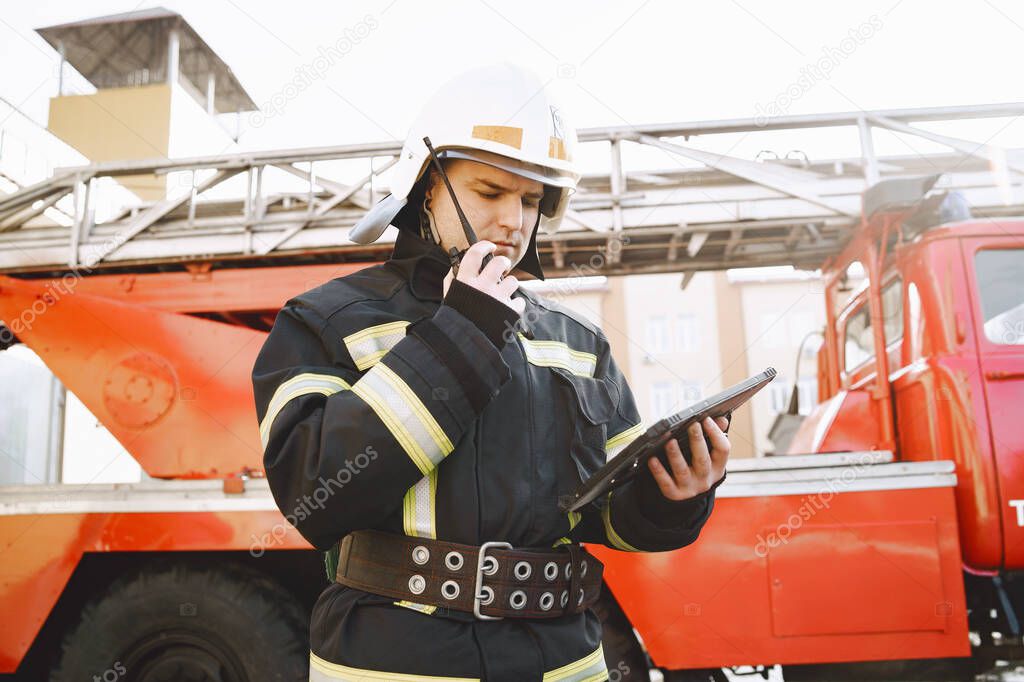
252, 63, 731, 682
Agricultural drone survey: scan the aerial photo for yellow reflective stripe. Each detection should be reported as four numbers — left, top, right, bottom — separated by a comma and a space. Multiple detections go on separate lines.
310, 651, 476, 681
553, 510, 583, 547
605, 422, 644, 459
310, 647, 605, 681
393, 600, 437, 615
351, 363, 453, 476
344, 320, 410, 371
602, 493, 641, 552
543, 645, 607, 682
259, 373, 350, 450
517, 334, 597, 377
403, 469, 437, 538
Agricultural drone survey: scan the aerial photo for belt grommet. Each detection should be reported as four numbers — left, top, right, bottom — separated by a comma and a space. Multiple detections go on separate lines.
564, 562, 572, 580
445, 551, 464, 571
543, 561, 558, 581
577, 588, 585, 606
478, 585, 495, 606
509, 589, 527, 610
441, 579, 460, 600
559, 589, 569, 608
539, 591, 555, 611
408, 574, 426, 595
411, 545, 430, 565
481, 556, 499, 576
513, 560, 532, 581
580, 560, 588, 578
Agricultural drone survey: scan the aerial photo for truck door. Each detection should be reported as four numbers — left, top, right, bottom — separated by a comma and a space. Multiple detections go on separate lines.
962, 238, 1024, 568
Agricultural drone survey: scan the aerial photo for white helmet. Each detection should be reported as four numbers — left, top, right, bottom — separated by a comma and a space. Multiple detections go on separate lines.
349, 64, 580, 277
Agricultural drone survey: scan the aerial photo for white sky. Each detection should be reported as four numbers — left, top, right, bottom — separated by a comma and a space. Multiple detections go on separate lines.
3, 0, 1024, 167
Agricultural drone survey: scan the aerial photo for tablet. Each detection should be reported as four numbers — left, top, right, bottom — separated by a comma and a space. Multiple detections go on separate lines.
559, 367, 777, 513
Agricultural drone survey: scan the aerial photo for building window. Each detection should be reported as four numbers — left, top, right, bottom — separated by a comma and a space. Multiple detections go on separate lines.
674, 314, 699, 352
650, 381, 676, 418
645, 316, 670, 354
769, 377, 818, 415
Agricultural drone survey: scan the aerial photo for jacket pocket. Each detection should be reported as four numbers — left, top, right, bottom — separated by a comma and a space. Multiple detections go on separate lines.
550, 367, 619, 483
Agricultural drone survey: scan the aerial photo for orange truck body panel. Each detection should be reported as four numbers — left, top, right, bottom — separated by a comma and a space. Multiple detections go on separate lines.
593, 485, 968, 668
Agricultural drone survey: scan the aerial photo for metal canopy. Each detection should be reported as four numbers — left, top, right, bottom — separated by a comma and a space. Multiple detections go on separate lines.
36, 7, 257, 114
1, 102, 1023, 278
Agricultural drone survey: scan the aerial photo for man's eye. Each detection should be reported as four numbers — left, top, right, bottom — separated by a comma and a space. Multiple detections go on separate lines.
523, 198, 541, 208
478, 191, 500, 200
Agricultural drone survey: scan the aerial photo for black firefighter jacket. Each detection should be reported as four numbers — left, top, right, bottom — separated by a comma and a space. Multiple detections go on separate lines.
252, 228, 720, 682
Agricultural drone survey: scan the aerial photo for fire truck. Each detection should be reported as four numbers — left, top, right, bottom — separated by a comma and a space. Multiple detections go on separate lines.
0, 104, 1022, 681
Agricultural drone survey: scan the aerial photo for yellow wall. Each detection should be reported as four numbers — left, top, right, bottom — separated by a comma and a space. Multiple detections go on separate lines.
47, 84, 172, 201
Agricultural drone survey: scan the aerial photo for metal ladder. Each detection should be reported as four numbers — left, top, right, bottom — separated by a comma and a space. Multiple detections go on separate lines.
1, 102, 1022, 278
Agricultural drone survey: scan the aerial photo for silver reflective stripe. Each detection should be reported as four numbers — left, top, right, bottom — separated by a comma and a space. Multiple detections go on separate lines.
543, 646, 607, 682
260, 373, 350, 450
517, 334, 597, 377
350, 363, 453, 475
343, 320, 410, 371
310, 651, 477, 681
403, 470, 437, 538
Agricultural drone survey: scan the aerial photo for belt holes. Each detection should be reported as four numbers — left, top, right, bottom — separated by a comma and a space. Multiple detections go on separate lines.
564, 562, 572, 580
509, 589, 527, 610
577, 588, 585, 606
539, 592, 555, 611
445, 551, 464, 571
441, 580, 460, 600
559, 589, 569, 608
411, 545, 430, 565
478, 585, 495, 606
580, 560, 588, 578
543, 562, 558, 581
481, 556, 499, 576
513, 561, 532, 581
408, 575, 426, 595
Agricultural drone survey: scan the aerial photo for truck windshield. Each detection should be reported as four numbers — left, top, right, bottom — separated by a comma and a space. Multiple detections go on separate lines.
975, 248, 1024, 345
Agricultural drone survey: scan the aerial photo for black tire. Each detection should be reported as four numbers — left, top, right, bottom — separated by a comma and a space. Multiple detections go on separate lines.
50, 562, 308, 682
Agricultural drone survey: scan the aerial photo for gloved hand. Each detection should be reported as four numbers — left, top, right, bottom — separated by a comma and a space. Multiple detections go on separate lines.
442, 240, 525, 315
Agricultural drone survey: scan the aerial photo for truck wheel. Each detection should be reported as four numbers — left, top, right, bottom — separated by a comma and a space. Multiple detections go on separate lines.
50, 562, 308, 682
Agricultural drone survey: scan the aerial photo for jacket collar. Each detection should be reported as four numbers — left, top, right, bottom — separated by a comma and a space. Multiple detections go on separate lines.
386, 228, 451, 302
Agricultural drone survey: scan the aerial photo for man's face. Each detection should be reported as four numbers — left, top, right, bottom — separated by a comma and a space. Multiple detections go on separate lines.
425, 158, 545, 267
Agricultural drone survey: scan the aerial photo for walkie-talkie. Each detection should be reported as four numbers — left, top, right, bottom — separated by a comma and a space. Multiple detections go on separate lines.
422, 137, 495, 278
422, 137, 530, 338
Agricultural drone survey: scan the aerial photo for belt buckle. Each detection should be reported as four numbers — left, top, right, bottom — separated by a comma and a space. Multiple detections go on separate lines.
473, 540, 512, 620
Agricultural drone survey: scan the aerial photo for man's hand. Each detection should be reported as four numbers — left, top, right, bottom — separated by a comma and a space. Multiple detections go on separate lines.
443, 240, 525, 315
647, 416, 730, 501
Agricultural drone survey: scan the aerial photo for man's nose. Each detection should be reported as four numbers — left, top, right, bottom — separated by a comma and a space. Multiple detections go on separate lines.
495, 196, 523, 234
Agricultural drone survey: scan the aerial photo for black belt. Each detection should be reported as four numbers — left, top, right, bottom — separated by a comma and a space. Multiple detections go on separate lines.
334, 530, 604, 619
